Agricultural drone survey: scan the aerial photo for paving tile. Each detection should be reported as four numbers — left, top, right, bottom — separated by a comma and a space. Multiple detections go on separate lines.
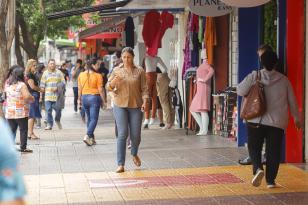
40, 188, 67, 204
66, 192, 96, 203
21, 90, 308, 204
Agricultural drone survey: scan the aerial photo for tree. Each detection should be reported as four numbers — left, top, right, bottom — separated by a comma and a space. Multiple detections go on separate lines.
15, 0, 94, 62
0, 0, 15, 90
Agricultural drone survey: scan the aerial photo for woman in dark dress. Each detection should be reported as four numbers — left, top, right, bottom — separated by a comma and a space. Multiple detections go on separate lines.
25, 59, 42, 139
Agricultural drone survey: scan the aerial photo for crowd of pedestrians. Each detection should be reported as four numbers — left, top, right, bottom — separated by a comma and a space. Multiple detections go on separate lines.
0, 45, 304, 204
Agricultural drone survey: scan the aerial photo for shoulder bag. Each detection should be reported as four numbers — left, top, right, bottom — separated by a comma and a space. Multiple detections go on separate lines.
240, 70, 266, 120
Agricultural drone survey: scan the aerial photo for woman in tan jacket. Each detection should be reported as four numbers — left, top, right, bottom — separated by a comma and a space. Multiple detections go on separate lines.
107, 47, 149, 173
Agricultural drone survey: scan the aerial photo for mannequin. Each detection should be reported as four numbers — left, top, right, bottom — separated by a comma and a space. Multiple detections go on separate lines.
189, 49, 214, 135
143, 54, 168, 128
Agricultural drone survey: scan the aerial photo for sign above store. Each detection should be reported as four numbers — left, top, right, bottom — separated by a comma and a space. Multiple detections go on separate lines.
188, 0, 233, 17
220, 0, 270, 7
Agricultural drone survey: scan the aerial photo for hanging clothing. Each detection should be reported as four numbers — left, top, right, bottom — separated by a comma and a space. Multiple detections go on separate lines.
182, 13, 192, 79
198, 17, 205, 44
171, 87, 183, 128
124, 16, 135, 48
204, 17, 217, 66
142, 10, 161, 49
143, 11, 174, 57
187, 76, 197, 130
189, 61, 214, 112
169, 65, 178, 88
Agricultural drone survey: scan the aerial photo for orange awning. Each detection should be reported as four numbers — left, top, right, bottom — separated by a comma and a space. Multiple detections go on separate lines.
81, 32, 121, 40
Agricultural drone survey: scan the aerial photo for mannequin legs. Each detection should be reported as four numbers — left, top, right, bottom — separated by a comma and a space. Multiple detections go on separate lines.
191, 112, 209, 135
144, 72, 157, 128
157, 73, 175, 129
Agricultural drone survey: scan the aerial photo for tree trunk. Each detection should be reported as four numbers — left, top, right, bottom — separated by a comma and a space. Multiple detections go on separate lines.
0, 0, 10, 91
15, 24, 24, 67
17, 11, 38, 60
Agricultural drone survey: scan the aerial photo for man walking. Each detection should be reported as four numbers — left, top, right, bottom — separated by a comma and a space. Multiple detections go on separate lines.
71, 59, 84, 112
40, 59, 65, 130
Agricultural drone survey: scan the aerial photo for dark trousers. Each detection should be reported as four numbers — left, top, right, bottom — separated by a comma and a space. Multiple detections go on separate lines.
247, 123, 284, 184
7, 117, 28, 150
175, 105, 183, 128
73, 87, 78, 112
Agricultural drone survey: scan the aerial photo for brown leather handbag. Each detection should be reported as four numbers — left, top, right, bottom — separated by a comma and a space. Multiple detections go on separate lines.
240, 71, 266, 120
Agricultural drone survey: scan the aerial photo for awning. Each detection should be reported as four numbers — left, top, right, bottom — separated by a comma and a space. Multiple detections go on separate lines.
117, 0, 188, 10
81, 32, 121, 40
55, 39, 75, 47
47, 0, 131, 20
78, 14, 128, 40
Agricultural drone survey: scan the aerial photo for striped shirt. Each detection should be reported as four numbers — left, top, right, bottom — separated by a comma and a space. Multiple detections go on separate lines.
40, 69, 65, 102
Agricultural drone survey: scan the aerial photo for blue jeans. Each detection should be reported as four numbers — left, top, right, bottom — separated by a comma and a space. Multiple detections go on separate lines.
82, 95, 101, 138
45, 101, 62, 127
113, 105, 142, 166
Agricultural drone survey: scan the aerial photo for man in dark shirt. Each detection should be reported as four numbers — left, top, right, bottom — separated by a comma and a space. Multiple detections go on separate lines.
59, 63, 69, 82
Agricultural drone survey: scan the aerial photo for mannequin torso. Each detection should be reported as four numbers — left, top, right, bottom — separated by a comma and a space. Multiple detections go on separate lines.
144, 55, 168, 73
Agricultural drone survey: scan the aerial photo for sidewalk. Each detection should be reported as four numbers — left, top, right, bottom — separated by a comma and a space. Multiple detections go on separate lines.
20, 86, 308, 204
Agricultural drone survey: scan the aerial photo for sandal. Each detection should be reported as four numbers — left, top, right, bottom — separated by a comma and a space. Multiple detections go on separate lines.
116, 165, 124, 173
29, 133, 40, 140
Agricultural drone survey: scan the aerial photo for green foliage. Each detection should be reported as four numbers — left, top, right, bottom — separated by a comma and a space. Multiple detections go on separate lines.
17, 0, 94, 42
263, 0, 277, 51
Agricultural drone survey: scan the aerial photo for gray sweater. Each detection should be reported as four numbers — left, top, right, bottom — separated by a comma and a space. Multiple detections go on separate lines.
237, 69, 300, 129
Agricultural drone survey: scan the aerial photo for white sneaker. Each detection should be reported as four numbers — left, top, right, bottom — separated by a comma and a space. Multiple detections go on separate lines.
55, 121, 62, 130
267, 183, 277, 189
44, 125, 52, 130
149, 118, 155, 125
251, 169, 264, 187
143, 119, 149, 125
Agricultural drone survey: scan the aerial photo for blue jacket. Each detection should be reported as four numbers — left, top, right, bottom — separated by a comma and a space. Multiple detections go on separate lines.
0, 118, 25, 202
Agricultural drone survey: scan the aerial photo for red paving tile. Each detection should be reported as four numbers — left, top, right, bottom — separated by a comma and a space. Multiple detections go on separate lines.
89, 173, 243, 189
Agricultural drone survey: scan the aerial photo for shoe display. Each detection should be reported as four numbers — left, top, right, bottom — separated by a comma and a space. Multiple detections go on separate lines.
133, 155, 141, 167
116, 165, 124, 173
251, 169, 264, 187
55, 121, 62, 130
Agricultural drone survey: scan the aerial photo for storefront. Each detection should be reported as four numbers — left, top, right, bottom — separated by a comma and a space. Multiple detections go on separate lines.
49, 0, 306, 162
